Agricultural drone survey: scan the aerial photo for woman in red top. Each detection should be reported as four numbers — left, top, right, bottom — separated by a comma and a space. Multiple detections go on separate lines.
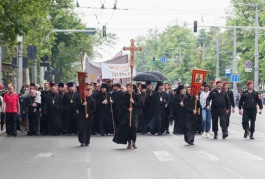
2, 85, 20, 136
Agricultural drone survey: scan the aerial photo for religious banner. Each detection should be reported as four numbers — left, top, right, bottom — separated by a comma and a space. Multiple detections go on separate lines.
77, 72, 87, 100
190, 69, 208, 96
101, 63, 134, 79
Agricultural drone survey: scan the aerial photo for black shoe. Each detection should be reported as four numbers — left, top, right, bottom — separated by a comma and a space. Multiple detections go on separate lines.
244, 130, 249, 138
166, 131, 170, 134
187, 141, 194, 145
80, 143, 84, 147
158, 132, 162, 135
250, 133, 255, 140
85, 143, 89, 147
214, 132, 218, 139
223, 133, 228, 139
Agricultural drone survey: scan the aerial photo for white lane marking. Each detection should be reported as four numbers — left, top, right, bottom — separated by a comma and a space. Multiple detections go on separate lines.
33, 152, 55, 159
239, 151, 264, 161
196, 150, 219, 161
154, 151, 174, 162
87, 168, 91, 179
224, 167, 245, 179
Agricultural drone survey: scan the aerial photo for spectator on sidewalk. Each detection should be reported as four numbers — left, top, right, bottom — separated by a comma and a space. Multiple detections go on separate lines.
2, 85, 20, 137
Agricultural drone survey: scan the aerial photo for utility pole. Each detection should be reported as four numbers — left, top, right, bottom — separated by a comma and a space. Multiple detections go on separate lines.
216, 33, 220, 80
17, 36, 23, 92
254, 4, 259, 90
233, 24, 237, 95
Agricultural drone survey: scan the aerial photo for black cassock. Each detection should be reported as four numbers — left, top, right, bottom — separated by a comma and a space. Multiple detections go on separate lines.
62, 91, 80, 134
113, 92, 141, 144
138, 92, 152, 133
24, 96, 41, 135
147, 91, 169, 134
40, 90, 50, 135
78, 96, 96, 145
46, 92, 62, 135
183, 94, 200, 144
111, 90, 124, 128
95, 92, 113, 135
172, 94, 186, 134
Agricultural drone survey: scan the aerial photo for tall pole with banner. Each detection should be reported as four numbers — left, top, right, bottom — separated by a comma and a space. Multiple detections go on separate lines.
122, 39, 141, 127
191, 48, 209, 110
78, 52, 87, 117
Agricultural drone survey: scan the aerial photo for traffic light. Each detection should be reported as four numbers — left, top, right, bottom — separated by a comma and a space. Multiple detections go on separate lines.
194, 21, 197, 33
103, 25, 106, 37
27, 46, 37, 59
152, 57, 156, 64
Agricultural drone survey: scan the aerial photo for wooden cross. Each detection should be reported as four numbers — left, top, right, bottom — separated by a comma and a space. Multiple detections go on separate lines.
123, 39, 142, 68
122, 39, 141, 127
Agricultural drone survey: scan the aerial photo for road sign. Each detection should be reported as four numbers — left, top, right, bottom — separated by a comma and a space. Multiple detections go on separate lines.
245, 61, 252, 68
230, 74, 240, 82
160, 57, 167, 62
225, 68, 231, 77
245, 68, 252, 72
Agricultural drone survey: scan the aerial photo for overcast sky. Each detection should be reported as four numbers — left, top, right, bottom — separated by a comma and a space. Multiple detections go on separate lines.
75, 0, 231, 60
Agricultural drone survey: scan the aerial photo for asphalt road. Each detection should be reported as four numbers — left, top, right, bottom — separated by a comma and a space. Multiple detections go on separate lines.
1, 108, 265, 179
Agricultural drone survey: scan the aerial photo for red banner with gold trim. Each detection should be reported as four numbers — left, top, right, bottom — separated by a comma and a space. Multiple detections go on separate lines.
77, 72, 87, 100
191, 69, 208, 96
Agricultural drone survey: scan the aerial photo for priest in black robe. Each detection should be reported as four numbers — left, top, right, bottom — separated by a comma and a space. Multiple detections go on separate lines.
111, 83, 124, 129
40, 82, 50, 135
24, 89, 41, 136
58, 83, 64, 97
95, 83, 113, 136
138, 84, 152, 134
46, 85, 62, 135
113, 83, 142, 149
77, 88, 96, 147
147, 82, 169, 135
62, 82, 80, 135
183, 86, 200, 145
173, 85, 186, 134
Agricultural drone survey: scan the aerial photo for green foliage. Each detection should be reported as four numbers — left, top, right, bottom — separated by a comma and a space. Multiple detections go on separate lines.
0, 0, 116, 84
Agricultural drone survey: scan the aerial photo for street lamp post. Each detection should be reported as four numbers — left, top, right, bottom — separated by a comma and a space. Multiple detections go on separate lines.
254, 4, 259, 90
216, 33, 220, 79
233, 22, 237, 95
17, 36, 23, 93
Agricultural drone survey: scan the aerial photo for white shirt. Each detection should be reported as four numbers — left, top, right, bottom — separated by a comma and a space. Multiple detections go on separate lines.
200, 91, 211, 108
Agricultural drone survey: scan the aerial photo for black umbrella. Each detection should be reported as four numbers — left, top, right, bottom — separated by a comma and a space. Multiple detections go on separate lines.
133, 73, 161, 82
146, 71, 168, 81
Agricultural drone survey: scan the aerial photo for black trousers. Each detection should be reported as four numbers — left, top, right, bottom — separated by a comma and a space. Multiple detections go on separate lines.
211, 108, 227, 133
40, 115, 48, 135
226, 108, 231, 127
1, 112, 5, 130
28, 115, 39, 135
242, 108, 257, 133
6, 113, 17, 136
127, 126, 137, 143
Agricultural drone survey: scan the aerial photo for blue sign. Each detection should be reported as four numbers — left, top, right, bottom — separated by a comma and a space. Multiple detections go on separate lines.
230, 74, 240, 82
160, 57, 167, 62
225, 68, 231, 77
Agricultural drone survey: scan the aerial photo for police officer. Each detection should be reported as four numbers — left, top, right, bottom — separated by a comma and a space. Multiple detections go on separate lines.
238, 81, 263, 139
223, 81, 235, 128
206, 80, 229, 139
